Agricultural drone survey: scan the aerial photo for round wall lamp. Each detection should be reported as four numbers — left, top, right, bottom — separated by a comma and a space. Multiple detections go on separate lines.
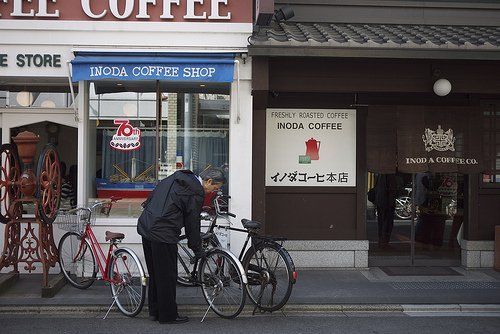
16, 91, 34, 107
433, 78, 452, 96
40, 100, 56, 108
122, 102, 137, 117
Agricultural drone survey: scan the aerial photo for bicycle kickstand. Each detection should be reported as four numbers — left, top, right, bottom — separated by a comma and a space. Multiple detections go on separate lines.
252, 283, 266, 316
103, 297, 117, 320
201, 292, 217, 323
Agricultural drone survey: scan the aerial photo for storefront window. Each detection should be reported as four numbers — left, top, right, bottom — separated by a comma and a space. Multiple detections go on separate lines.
0, 91, 73, 108
482, 102, 500, 184
88, 83, 230, 218
0, 91, 6, 108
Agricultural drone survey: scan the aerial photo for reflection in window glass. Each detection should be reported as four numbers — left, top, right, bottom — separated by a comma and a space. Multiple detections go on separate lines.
0, 91, 73, 108
89, 86, 230, 218
0, 91, 7, 108
482, 103, 500, 184
90, 100, 99, 118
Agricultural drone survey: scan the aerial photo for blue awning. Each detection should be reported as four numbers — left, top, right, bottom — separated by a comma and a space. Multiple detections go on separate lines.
71, 52, 235, 83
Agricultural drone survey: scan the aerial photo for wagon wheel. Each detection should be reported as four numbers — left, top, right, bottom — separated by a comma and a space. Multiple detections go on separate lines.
0, 144, 22, 224
36, 144, 61, 224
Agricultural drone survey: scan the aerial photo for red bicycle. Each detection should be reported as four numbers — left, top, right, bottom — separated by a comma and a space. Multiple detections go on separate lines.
56, 197, 146, 318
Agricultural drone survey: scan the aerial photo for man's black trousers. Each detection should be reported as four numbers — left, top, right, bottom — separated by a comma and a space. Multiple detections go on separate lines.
142, 237, 178, 322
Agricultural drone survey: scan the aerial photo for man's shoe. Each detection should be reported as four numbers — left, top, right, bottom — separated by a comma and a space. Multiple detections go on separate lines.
159, 316, 189, 324
148, 315, 158, 321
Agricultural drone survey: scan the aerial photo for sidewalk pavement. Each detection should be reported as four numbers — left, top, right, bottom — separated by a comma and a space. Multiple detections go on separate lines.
1, 267, 500, 315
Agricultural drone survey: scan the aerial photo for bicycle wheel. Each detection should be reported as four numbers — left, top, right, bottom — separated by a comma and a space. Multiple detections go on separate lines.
198, 248, 246, 319
177, 235, 219, 287
395, 196, 412, 220
108, 248, 146, 317
242, 241, 294, 312
58, 232, 97, 289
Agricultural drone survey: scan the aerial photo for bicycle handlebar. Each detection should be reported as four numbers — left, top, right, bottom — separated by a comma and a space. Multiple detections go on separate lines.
110, 196, 122, 202
59, 197, 121, 215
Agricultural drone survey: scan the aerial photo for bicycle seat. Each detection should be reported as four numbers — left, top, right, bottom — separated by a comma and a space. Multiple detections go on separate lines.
201, 232, 214, 240
241, 219, 261, 230
105, 231, 125, 241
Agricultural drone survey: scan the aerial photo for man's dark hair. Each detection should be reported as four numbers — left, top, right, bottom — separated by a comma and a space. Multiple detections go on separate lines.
199, 167, 226, 184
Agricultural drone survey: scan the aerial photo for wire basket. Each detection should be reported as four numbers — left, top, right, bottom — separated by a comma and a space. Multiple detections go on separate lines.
55, 201, 114, 234
55, 208, 92, 234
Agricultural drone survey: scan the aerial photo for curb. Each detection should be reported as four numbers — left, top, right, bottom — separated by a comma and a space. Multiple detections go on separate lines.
401, 304, 500, 313
2, 304, 499, 316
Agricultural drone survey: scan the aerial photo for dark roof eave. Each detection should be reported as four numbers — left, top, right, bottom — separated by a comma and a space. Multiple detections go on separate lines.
248, 45, 500, 60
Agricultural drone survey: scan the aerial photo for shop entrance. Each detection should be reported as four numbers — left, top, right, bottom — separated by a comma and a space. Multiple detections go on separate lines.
365, 105, 483, 267
367, 172, 463, 266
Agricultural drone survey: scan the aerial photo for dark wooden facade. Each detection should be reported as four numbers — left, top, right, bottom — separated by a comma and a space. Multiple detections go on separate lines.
252, 56, 500, 241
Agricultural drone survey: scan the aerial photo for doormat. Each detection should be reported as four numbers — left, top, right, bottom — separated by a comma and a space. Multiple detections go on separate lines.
380, 266, 462, 276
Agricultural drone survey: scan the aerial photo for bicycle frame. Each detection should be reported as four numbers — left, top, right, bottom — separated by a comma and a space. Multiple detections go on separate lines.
177, 235, 200, 282
177, 235, 248, 287
79, 224, 118, 283
70, 200, 126, 285
205, 192, 298, 282
205, 197, 286, 262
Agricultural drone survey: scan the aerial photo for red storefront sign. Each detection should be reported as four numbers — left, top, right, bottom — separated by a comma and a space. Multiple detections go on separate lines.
0, 0, 252, 23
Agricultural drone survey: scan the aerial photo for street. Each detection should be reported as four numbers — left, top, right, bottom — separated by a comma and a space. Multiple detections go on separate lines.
1, 312, 499, 334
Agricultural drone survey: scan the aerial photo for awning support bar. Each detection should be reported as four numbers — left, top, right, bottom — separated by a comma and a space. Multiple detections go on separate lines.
66, 61, 79, 122
234, 59, 240, 124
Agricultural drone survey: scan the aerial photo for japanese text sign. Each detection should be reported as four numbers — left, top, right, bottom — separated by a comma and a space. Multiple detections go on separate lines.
266, 109, 356, 187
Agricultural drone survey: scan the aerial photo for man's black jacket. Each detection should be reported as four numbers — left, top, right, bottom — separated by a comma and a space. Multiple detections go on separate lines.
137, 170, 204, 251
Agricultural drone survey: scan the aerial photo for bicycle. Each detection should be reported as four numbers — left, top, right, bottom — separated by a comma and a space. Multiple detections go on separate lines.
177, 192, 297, 313
56, 197, 147, 318
395, 196, 412, 220
177, 233, 248, 321
373, 187, 413, 220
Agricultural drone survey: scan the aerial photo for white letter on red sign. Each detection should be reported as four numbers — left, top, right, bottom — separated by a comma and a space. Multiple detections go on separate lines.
109, 0, 134, 19
81, 0, 106, 19
137, 0, 156, 19
36, 0, 60, 17
208, 0, 230, 20
184, 0, 206, 19
160, 0, 179, 19
12, 0, 35, 17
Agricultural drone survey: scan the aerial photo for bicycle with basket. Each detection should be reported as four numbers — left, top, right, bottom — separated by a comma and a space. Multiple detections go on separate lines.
55, 197, 147, 318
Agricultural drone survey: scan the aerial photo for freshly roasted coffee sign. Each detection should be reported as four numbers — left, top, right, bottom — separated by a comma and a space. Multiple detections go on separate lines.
266, 109, 357, 187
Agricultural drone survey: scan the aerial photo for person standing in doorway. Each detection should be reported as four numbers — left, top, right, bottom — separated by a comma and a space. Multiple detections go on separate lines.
374, 174, 398, 249
137, 167, 226, 324
60, 162, 76, 210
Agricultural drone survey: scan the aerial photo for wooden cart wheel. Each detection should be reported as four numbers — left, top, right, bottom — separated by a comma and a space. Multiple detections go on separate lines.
36, 144, 62, 224
0, 144, 22, 224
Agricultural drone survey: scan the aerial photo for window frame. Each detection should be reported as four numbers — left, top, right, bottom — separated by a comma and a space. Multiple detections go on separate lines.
480, 100, 500, 189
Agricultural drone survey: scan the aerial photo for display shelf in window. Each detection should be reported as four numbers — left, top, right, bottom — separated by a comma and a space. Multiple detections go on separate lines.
97, 157, 156, 198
